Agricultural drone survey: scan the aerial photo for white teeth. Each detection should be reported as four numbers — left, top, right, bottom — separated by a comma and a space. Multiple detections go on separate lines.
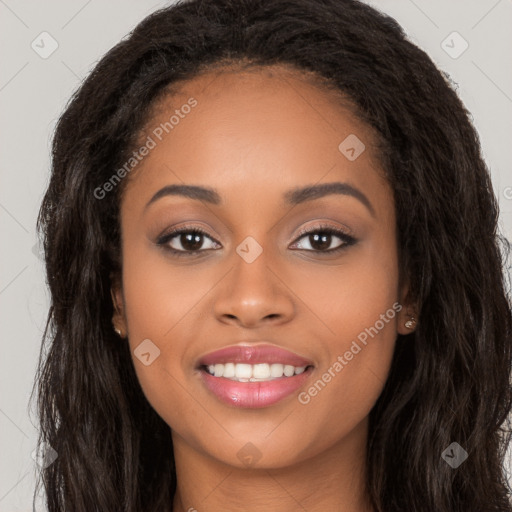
235, 363, 252, 379
223, 362, 235, 378
214, 364, 223, 377
204, 362, 308, 380
253, 363, 270, 379
270, 363, 284, 377
283, 365, 295, 377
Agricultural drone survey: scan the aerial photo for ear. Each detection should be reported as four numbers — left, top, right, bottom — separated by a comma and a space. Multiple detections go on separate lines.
110, 272, 127, 338
396, 280, 419, 335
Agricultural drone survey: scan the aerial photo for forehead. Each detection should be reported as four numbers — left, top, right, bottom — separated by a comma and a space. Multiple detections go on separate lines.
121, 65, 389, 213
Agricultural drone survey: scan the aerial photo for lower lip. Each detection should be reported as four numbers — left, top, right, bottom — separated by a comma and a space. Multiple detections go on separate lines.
199, 367, 314, 408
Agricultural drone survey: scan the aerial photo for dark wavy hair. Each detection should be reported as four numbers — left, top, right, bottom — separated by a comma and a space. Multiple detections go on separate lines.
32, 0, 512, 510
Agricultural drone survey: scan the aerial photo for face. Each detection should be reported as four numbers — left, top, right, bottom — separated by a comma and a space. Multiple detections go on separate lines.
112, 65, 414, 469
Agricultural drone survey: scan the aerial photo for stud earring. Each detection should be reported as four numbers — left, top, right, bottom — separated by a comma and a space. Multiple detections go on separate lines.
113, 325, 124, 338
404, 316, 416, 329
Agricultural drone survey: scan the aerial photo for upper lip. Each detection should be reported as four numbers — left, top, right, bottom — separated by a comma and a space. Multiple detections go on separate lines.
197, 342, 314, 368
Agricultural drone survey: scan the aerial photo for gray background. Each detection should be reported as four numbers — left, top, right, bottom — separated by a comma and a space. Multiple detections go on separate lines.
1, 0, 511, 510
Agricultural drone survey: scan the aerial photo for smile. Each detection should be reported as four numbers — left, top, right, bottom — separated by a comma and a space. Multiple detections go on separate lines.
196, 343, 315, 408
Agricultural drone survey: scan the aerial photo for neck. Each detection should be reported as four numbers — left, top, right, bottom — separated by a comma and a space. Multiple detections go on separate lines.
171, 417, 375, 512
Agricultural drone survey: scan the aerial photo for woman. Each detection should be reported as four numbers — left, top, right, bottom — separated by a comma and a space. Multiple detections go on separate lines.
33, 0, 512, 510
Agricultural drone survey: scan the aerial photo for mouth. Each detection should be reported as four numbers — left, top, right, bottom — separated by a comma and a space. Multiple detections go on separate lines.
196, 343, 315, 408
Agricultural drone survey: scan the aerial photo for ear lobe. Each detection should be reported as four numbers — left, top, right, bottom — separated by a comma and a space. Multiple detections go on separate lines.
397, 280, 419, 335
397, 309, 418, 335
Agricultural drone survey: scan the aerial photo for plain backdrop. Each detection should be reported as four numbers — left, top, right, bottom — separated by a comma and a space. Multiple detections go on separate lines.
1, 0, 511, 510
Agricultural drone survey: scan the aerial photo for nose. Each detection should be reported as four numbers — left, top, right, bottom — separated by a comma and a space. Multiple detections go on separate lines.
213, 249, 295, 328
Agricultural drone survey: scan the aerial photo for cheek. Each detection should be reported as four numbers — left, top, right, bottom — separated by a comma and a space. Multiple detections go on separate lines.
291, 248, 401, 434
121, 236, 213, 341
290, 240, 399, 443
291, 229, 399, 341
119, 243, 199, 389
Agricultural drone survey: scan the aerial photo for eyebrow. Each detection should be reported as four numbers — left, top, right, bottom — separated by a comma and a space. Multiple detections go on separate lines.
145, 181, 376, 217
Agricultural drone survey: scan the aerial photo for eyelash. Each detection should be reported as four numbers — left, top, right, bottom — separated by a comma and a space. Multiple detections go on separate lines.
156, 223, 357, 258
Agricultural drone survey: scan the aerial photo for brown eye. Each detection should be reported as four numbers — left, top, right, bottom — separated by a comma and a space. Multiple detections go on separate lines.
157, 228, 220, 256
177, 232, 205, 251
291, 226, 357, 254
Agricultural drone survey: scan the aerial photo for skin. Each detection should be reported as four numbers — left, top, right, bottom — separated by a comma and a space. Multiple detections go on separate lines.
111, 64, 417, 512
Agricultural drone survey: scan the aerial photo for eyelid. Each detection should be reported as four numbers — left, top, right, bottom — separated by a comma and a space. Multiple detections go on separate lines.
156, 221, 220, 241
156, 225, 220, 248
293, 221, 355, 240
